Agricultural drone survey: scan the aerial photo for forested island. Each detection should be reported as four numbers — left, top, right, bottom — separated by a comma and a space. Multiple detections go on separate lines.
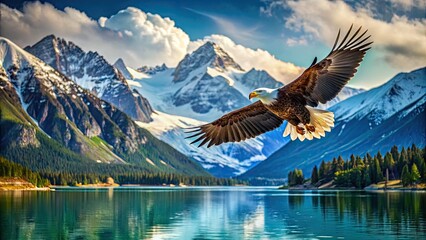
285, 144, 426, 190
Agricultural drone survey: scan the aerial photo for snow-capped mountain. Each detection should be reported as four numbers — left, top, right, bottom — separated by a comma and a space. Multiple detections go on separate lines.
124, 42, 363, 177
113, 58, 133, 80
138, 64, 168, 75
121, 42, 287, 176
25, 35, 153, 122
318, 86, 364, 109
128, 42, 284, 121
242, 67, 426, 180
0, 37, 208, 176
332, 69, 425, 124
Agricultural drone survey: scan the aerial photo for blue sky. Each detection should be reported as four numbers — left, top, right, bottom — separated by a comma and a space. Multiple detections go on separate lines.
1, 0, 425, 89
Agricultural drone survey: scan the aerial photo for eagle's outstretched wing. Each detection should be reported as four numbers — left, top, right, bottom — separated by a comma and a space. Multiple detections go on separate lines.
283, 25, 372, 107
186, 101, 283, 147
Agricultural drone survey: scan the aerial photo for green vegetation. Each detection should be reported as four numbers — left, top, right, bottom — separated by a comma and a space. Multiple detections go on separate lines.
0, 87, 226, 185
0, 132, 243, 186
311, 165, 319, 184
0, 156, 50, 187
287, 169, 304, 187
43, 172, 243, 186
401, 165, 411, 186
288, 144, 425, 189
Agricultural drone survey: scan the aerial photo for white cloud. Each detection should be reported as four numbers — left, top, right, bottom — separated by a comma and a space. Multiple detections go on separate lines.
0, 2, 190, 68
189, 34, 303, 83
388, 0, 426, 10
286, 37, 307, 47
282, 0, 426, 71
0, 1, 304, 83
99, 7, 190, 67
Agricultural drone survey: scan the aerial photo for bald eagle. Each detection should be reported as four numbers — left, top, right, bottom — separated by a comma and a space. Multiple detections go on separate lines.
186, 25, 372, 147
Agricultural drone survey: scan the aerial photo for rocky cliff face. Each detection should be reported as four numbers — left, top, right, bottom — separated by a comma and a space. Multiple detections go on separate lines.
25, 35, 153, 122
173, 42, 244, 83
2, 37, 145, 158
0, 37, 210, 177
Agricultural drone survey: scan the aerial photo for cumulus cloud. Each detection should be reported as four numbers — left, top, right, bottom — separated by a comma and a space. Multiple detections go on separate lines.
280, 0, 426, 71
0, 2, 190, 67
0, 1, 304, 83
189, 34, 303, 83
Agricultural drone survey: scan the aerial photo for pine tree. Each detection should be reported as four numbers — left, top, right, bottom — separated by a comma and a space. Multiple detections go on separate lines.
391, 145, 399, 166
401, 164, 411, 187
295, 169, 304, 185
319, 160, 327, 180
373, 158, 384, 183
350, 154, 357, 168
356, 156, 364, 167
376, 151, 384, 169
422, 163, 426, 183
363, 169, 371, 187
337, 156, 345, 171
331, 158, 338, 174
311, 165, 319, 184
384, 152, 395, 179
366, 153, 373, 165
411, 163, 420, 184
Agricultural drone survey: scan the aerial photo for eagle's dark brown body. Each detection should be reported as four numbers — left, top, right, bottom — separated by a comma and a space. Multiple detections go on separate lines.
265, 89, 310, 126
186, 25, 372, 147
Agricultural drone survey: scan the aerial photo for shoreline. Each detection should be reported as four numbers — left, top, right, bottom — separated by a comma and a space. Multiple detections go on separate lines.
280, 179, 426, 191
0, 177, 51, 191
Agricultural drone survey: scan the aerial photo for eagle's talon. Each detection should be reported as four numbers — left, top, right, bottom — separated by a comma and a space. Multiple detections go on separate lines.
306, 124, 315, 133
296, 126, 305, 135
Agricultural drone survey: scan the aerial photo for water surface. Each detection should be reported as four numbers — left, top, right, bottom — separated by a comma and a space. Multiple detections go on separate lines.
1, 187, 425, 239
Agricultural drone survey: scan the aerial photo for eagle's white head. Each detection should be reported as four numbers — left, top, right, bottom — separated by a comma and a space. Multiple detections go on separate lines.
249, 88, 278, 105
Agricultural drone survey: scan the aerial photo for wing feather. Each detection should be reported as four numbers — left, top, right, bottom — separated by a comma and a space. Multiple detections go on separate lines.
186, 101, 283, 147
283, 25, 372, 107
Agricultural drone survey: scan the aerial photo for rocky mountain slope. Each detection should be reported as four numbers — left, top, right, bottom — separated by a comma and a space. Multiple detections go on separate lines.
0, 37, 208, 176
25, 35, 153, 122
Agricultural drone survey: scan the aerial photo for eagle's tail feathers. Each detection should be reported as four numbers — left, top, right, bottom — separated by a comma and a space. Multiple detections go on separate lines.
283, 107, 335, 141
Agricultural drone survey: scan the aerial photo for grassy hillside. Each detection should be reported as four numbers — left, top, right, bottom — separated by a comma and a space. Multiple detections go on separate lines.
0, 87, 209, 178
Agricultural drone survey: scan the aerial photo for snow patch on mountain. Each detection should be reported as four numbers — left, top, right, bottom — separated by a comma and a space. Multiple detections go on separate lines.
331, 68, 426, 124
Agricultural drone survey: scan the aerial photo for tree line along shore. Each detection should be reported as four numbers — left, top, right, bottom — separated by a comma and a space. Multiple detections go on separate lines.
0, 156, 244, 190
284, 144, 426, 190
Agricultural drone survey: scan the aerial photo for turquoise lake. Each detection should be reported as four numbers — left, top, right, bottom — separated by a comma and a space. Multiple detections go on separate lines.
1, 187, 425, 239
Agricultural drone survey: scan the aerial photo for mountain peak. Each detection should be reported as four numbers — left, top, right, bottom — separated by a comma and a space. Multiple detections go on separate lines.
331, 67, 426, 123
113, 58, 134, 79
173, 41, 244, 82
26, 35, 154, 122
194, 41, 243, 70
0, 37, 35, 69
137, 63, 168, 75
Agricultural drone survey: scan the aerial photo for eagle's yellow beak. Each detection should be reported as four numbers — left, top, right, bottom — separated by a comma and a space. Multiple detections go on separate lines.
249, 92, 258, 99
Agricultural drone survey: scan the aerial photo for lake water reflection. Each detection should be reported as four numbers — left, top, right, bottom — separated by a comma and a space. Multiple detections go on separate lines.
1, 187, 425, 239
